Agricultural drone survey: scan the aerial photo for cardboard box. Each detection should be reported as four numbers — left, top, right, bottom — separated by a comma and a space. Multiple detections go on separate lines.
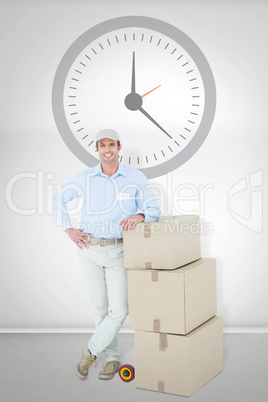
128, 258, 217, 335
123, 215, 201, 270
135, 316, 223, 397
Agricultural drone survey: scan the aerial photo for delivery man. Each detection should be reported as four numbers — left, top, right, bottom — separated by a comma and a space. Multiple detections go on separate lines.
53, 129, 161, 380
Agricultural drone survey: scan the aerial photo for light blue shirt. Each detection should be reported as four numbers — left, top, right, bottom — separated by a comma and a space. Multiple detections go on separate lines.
53, 162, 161, 238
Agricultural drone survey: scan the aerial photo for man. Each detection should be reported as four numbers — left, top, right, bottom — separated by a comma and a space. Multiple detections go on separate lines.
53, 129, 161, 381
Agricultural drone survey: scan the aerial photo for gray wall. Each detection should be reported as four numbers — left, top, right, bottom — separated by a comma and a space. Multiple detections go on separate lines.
1, 0, 267, 330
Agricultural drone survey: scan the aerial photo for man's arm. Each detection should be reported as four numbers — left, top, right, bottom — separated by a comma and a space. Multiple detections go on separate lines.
53, 173, 92, 249
135, 172, 161, 222
53, 176, 81, 231
120, 172, 161, 231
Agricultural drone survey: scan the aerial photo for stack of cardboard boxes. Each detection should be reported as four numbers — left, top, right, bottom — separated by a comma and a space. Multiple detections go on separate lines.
123, 215, 223, 397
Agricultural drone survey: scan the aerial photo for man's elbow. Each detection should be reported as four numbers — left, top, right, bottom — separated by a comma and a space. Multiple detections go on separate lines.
143, 207, 161, 223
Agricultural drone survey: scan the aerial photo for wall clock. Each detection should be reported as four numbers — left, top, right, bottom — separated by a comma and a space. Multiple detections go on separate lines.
52, 16, 216, 179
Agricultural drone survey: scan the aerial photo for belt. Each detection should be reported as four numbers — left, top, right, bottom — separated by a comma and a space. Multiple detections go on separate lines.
83, 236, 123, 246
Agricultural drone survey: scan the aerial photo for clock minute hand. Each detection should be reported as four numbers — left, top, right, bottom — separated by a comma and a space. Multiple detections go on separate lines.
138, 106, 172, 139
131, 51, 136, 93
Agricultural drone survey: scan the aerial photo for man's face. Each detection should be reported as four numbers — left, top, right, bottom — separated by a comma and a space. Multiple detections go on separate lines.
97, 138, 122, 165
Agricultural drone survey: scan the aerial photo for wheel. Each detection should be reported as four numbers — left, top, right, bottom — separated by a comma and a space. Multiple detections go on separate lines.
119, 364, 135, 382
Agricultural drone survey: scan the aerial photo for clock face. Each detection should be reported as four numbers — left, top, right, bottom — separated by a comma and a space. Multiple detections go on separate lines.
52, 16, 216, 178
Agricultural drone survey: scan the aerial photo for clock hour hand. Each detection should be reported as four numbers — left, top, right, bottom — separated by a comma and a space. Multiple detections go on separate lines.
138, 106, 172, 139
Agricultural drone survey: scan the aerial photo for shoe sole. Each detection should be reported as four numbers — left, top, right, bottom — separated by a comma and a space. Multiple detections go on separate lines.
98, 374, 115, 380
75, 365, 87, 379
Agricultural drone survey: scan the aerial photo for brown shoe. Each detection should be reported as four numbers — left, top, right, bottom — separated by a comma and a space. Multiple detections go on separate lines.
98, 361, 121, 380
75, 346, 97, 379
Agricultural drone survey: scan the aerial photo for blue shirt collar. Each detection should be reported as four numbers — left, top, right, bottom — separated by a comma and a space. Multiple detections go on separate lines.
91, 162, 127, 178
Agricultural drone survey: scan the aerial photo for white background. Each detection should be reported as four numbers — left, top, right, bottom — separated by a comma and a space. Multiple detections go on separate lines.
1, 0, 267, 331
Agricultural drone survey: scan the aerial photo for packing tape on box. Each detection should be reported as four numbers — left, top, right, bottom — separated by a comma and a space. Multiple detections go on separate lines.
151, 271, 158, 282
158, 381, 165, 392
143, 223, 151, 238
153, 319, 160, 332
144, 246, 152, 269
159, 333, 168, 351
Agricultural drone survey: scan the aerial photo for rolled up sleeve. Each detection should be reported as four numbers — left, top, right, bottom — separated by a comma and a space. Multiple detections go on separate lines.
135, 173, 161, 223
53, 175, 84, 231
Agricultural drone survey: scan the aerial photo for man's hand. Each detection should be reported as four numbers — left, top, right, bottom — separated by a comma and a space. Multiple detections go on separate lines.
65, 228, 93, 250
120, 214, 145, 231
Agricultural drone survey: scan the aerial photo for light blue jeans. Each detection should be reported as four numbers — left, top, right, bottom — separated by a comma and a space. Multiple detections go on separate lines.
77, 242, 128, 363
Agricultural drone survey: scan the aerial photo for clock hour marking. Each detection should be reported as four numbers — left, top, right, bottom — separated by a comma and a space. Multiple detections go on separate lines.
157, 39, 161, 46
165, 43, 169, 50
186, 69, 193, 74
129, 157, 131, 164
174, 140, 180, 146
71, 78, 79, 81
149, 35, 153, 43
137, 157, 139, 164
188, 120, 195, 124
70, 112, 78, 115
68, 96, 76, 98
88, 140, 94, 146
192, 96, 200, 98
171, 48, 176, 54
73, 120, 80, 124
115, 35, 119, 43
92, 48, 97, 54
161, 150, 165, 157
189, 78, 197, 81
124, 34, 127, 41
133, 33, 135, 41
191, 112, 198, 115
69, 104, 76, 107
192, 104, 199, 107
168, 146, 173, 152
146, 156, 148, 163
180, 134, 186, 139
77, 128, 84, 132
107, 39, 111, 46
120, 155, 123, 163
141, 34, 144, 41
154, 153, 157, 161
75, 70, 82, 74
182, 62, 189, 67
177, 55, 183, 60
99, 43, 104, 50
191, 87, 199, 90
80, 62, 86, 67
184, 128, 191, 132
85, 55, 91, 60
82, 134, 88, 140
69, 87, 77, 90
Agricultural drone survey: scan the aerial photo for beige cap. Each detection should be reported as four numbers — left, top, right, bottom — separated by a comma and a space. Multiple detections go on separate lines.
96, 129, 120, 142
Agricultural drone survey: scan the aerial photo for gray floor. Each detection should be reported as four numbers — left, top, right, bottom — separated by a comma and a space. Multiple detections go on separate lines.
0, 333, 268, 402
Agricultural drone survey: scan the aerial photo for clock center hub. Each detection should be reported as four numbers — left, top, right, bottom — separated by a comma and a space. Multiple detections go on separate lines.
124, 93, 143, 111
